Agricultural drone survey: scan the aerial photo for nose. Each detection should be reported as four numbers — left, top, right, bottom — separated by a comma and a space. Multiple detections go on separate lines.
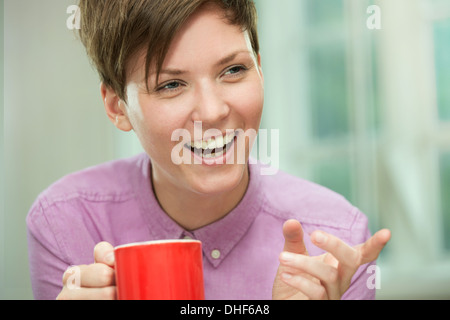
191, 80, 230, 125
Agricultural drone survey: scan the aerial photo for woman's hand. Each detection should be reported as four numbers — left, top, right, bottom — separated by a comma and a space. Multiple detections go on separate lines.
272, 220, 391, 300
56, 242, 116, 300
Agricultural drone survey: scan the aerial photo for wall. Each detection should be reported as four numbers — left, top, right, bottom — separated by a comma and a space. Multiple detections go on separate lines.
2, 0, 141, 299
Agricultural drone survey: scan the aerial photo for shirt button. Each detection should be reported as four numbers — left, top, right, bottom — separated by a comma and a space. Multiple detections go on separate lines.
183, 235, 192, 240
211, 249, 221, 260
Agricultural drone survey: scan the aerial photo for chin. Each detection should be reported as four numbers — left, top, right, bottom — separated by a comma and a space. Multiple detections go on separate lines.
186, 162, 248, 196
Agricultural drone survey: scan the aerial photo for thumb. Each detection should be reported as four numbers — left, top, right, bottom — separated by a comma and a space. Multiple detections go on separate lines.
282, 219, 309, 255
94, 241, 115, 267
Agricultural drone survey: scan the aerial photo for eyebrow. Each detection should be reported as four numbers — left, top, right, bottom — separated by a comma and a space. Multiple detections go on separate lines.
215, 50, 253, 68
157, 50, 254, 76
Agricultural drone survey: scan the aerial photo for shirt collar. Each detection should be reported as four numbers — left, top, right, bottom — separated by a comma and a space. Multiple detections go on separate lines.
193, 161, 263, 267
135, 154, 263, 268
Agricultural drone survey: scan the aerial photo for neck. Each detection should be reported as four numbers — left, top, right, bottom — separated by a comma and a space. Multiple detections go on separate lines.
151, 167, 250, 231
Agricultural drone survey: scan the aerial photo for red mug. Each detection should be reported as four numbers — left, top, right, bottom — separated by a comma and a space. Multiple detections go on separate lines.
114, 240, 205, 300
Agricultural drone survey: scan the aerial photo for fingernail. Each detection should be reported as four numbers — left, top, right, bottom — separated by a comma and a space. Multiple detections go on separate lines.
105, 252, 115, 265
280, 252, 295, 262
314, 232, 327, 244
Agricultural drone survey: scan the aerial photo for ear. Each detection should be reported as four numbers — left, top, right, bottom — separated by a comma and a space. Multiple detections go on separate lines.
100, 83, 133, 132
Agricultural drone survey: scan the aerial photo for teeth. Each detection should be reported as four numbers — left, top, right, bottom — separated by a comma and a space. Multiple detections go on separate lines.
203, 149, 225, 158
194, 140, 203, 149
207, 139, 216, 150
189, 131, 235, 151
215, 135, 223, 148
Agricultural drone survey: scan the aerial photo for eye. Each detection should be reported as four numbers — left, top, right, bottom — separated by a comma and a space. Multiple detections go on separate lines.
154, 80, 187, 97
224, 65, 246, 76
158, 81, 181, 91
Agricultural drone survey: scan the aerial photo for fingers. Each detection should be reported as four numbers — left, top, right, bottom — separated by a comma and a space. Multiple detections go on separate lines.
282, 220, 309, 255
94, 241, 115, 266
59, 264, 116, 300
311, 231, 359, 269
280, 252, 337, 283
62, 263, 115, 288
279, 252, 340, 300
57, 286, 116, 300
280, 273, 328, 300
310, 229, 391, 280
58, 242, 117, 300
276, 227, 391, 300
357, 229, 391, 265
311, 229, 391, 267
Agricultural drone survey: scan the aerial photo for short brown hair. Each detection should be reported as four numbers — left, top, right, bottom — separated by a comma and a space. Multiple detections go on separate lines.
78, 0, 259, 102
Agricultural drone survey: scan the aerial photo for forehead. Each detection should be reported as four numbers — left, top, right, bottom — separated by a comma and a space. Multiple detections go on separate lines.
164, 4, 250, 66
127, 4, 252, 83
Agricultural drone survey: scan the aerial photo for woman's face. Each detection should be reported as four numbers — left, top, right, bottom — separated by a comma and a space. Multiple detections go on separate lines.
122, 4, 264, 197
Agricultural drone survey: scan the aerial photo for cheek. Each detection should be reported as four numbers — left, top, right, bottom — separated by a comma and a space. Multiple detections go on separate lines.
125, 84, 192, 165
229, 81, 264, 127
127, 97, 186, 158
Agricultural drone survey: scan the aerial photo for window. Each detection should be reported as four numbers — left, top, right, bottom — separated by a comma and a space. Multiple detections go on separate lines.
433, 14, 450, 253
309, 35, 349, 140
433, 17, 450, 121
256, 0, 450, 298
431, 5, 450, 254
440, 152, 450, 250
257, 0, 379, 229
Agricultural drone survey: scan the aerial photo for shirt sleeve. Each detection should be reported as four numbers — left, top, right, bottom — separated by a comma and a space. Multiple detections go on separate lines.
341, 208, 376, 300
26, 198, 70, 300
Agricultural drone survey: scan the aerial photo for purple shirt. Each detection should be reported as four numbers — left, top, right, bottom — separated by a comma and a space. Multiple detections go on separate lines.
27, 153, 375, 300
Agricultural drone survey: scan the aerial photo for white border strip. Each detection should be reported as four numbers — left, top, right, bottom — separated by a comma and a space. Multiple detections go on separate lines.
114, 239, 201, 250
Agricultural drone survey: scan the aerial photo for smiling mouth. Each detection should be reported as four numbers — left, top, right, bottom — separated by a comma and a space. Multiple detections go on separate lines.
184, 131, 237, 159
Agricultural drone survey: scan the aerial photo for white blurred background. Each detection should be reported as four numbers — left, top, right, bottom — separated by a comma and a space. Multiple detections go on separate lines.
1, 0, 450, 299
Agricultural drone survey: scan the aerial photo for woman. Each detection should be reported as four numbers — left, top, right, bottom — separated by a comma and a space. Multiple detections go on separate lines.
27, 0, 390, 300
